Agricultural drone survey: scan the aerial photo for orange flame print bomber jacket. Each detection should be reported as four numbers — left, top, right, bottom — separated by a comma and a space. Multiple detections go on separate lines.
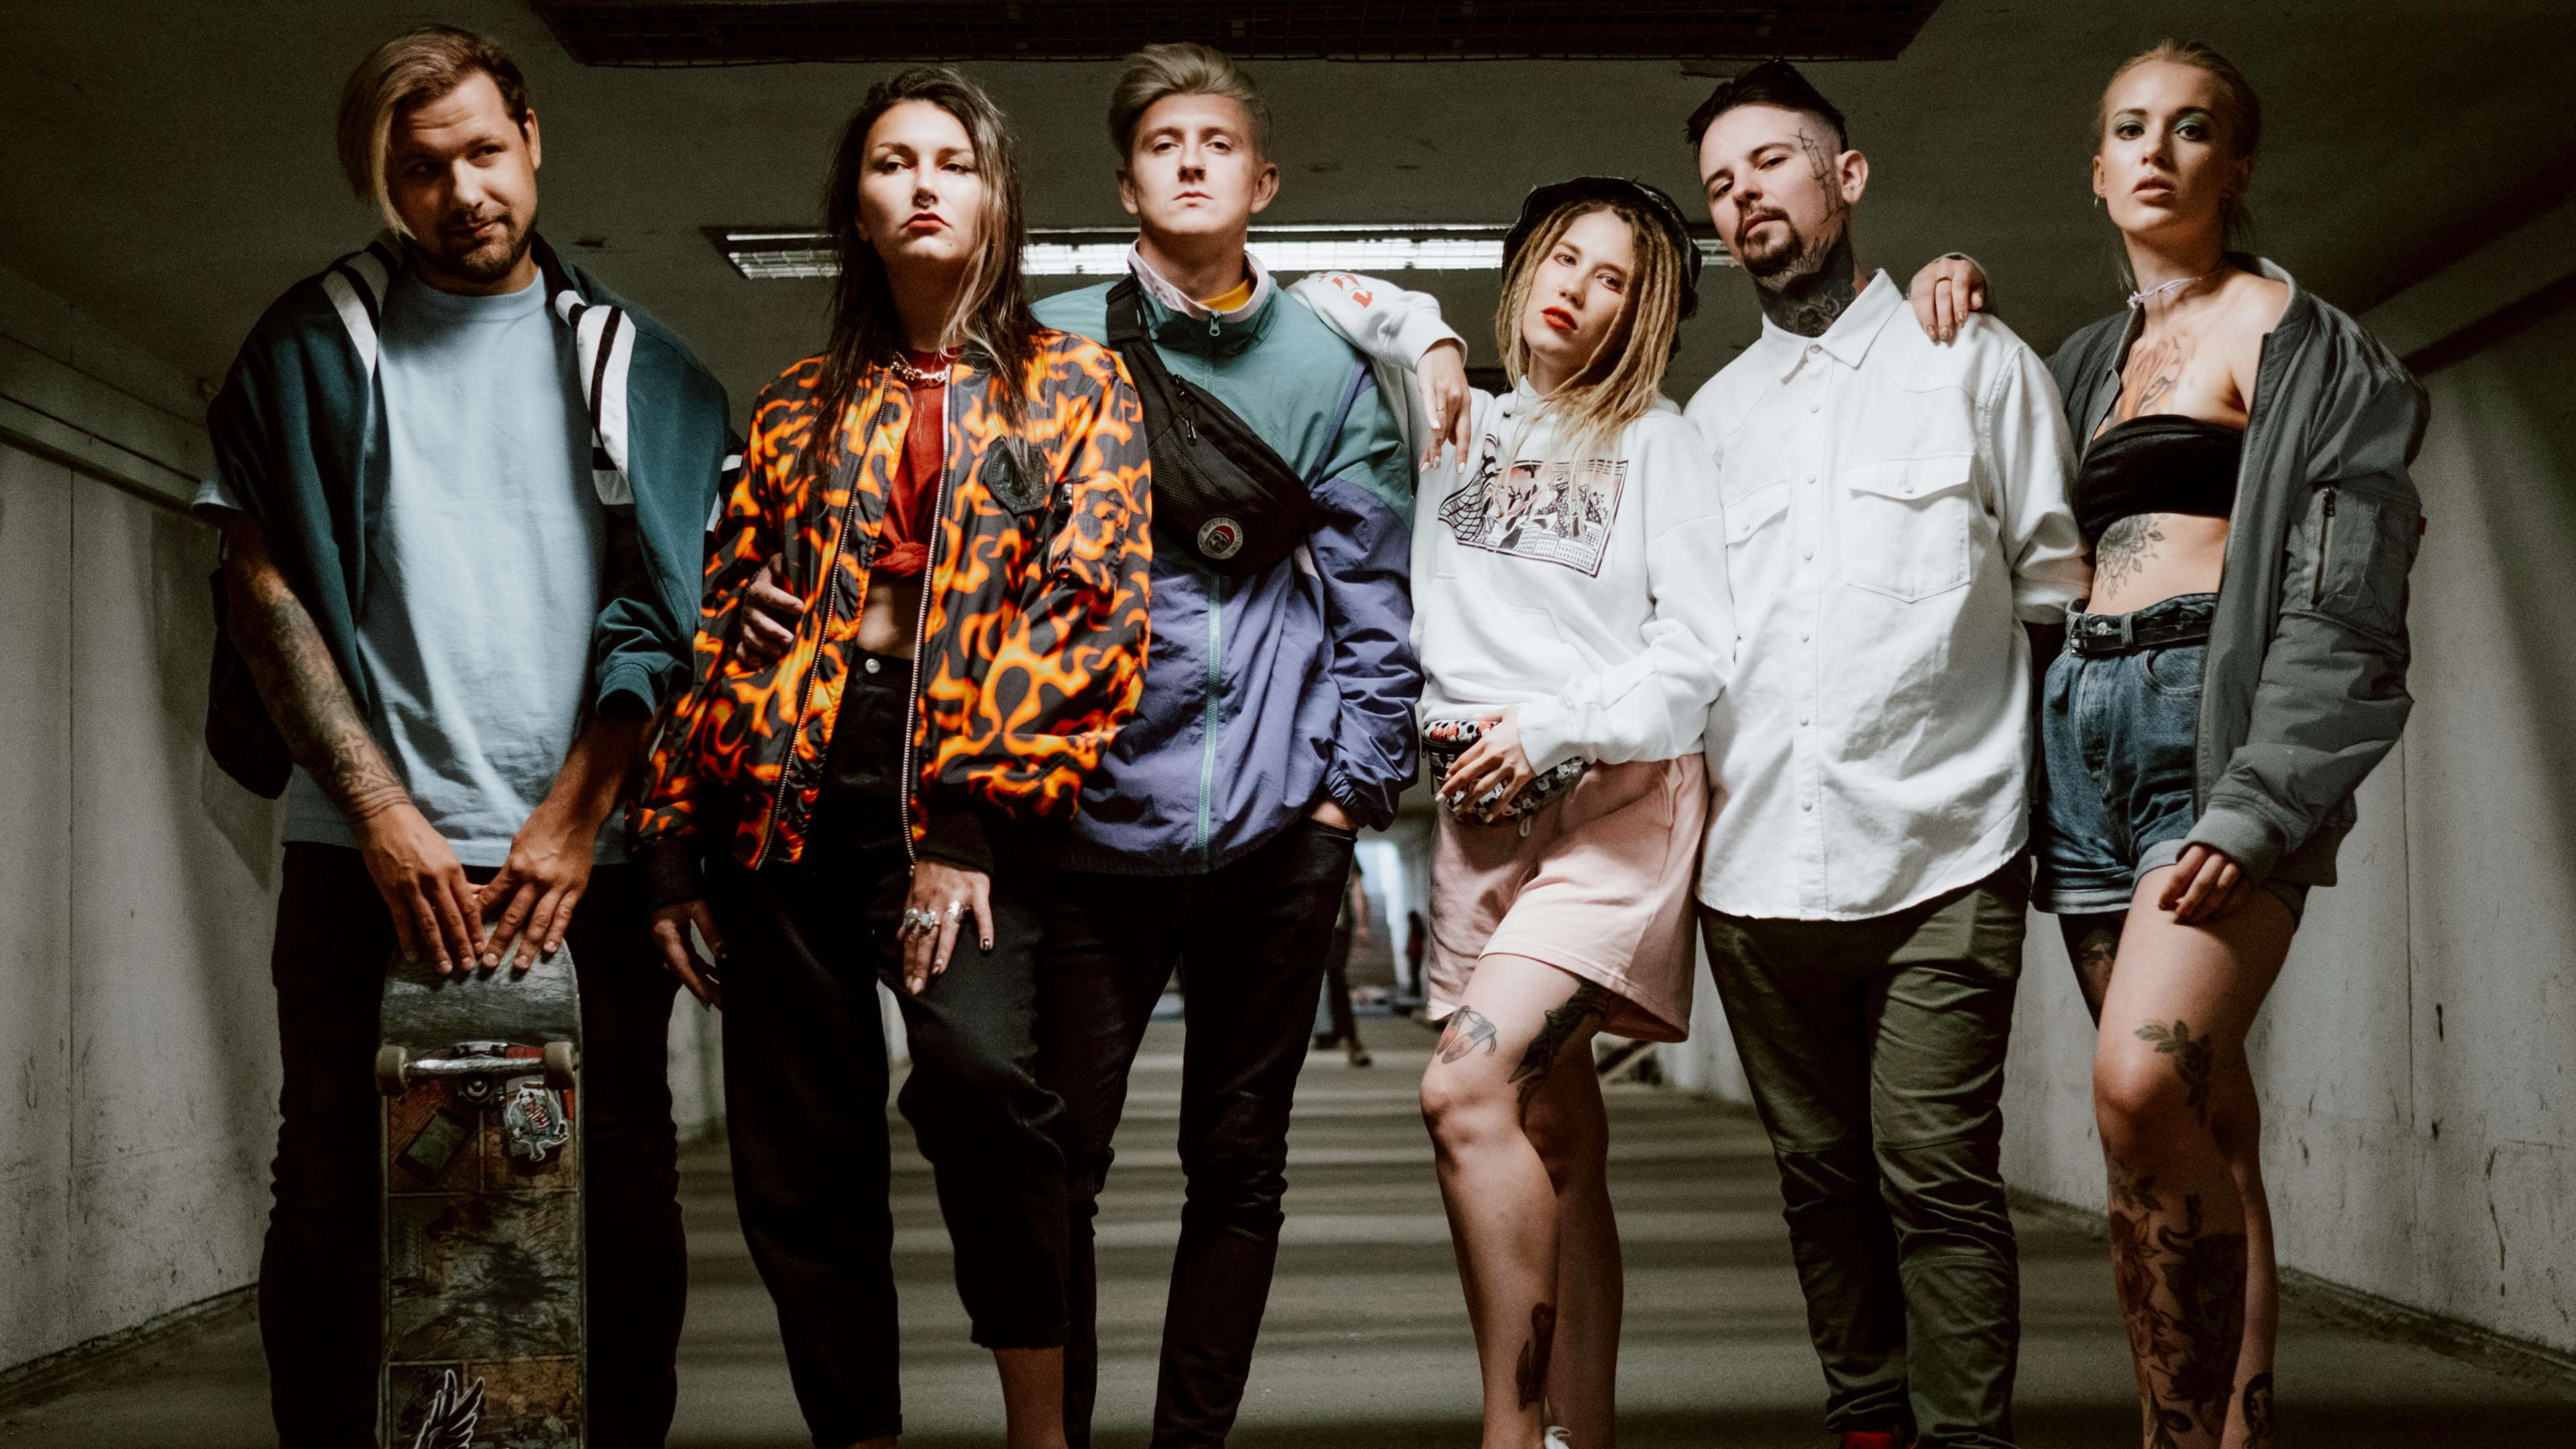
631, 331, 1152, 899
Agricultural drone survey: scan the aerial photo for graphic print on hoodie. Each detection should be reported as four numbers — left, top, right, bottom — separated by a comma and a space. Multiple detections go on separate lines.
1437, 434, 1627, 576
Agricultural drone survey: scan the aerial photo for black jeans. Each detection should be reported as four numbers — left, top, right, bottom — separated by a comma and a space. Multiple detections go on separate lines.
1038, 818, 1358, 1449
709, 651, 1067, 1448
260, 844, 686, 1449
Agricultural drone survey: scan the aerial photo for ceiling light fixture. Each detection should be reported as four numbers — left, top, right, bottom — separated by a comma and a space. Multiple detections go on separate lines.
708, 224, 1734, 280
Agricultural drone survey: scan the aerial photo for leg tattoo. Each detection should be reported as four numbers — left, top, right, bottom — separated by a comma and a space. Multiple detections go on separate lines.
2239, 1371, 2275, 1448
1515, 1301, 1558, 1409
2065, 916, 2123, 1023
2108, 1175, 2249, 1448
2137, 1020, 2218, 1126
1506, 982, 1611, 1116
1437, 1006, 1499, 1063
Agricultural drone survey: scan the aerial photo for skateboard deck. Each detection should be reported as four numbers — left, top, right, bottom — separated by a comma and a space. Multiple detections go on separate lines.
375, 947, 584, 1448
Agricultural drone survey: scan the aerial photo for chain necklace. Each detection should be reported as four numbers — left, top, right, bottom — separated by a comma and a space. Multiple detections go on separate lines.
891, 350, 958, 388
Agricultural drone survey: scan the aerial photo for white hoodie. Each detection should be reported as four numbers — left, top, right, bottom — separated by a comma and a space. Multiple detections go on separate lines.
1413, 386, 1735, 773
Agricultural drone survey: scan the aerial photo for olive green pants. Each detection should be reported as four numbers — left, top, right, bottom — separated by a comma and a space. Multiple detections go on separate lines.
1699, 858, 2029, 1449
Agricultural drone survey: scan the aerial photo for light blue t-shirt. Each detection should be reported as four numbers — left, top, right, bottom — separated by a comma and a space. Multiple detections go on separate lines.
202, 270, 616, 865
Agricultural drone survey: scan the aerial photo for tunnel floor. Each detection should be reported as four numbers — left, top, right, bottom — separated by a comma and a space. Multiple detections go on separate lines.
7, 1018, 2573, 1446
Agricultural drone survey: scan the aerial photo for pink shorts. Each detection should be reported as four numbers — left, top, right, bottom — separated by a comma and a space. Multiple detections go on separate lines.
1426, 755, 1707, 1043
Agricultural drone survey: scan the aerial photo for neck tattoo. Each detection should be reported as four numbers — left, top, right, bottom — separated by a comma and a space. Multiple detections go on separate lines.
1758, 225, 1859, 338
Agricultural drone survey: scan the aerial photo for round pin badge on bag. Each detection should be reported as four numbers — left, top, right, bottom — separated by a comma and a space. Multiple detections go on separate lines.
1197, 516, 1245, 561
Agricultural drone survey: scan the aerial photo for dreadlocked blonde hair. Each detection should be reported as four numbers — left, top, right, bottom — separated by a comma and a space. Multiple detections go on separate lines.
1495, 199, 1687, 463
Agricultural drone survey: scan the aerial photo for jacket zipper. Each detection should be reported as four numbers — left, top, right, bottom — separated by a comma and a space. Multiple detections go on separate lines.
893, 370, 955, 867
751, 388, 890, 870
2312, 486, 2338, 607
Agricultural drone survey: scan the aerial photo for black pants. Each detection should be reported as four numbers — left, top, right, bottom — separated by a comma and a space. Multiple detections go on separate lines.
709, 652, 1067, 1448
261, 843, 686, 1449
1039, 818, 1358, 1449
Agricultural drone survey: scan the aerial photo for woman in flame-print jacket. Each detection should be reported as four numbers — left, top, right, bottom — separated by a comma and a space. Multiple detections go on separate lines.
630, 341, 1151, 886
631, 68, 1151, 1446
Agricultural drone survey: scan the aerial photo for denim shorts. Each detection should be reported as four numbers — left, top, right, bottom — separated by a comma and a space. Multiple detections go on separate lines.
2036, 593, 2306, 922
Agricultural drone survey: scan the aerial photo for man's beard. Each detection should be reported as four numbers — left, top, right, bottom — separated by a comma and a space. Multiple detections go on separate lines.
1740, 209, 1858, 339
417, 208, 535, 285
1737, 208, 1831, 285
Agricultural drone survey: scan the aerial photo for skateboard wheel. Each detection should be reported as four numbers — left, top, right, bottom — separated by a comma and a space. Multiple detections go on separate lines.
543, 1039, 578, 1090
374, 1045, 408, 1096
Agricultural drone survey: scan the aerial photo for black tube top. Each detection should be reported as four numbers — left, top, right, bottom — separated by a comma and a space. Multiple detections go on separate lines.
2075, 414, 2243, 550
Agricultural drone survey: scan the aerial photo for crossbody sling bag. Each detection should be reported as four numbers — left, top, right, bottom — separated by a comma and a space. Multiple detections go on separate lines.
1104, 275, 1367, 576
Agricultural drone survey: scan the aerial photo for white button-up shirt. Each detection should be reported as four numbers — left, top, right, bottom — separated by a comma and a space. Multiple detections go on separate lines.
1685, 272, 2086, 920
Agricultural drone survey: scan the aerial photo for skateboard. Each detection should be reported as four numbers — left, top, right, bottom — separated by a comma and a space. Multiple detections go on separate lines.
374, 946, 585, 1448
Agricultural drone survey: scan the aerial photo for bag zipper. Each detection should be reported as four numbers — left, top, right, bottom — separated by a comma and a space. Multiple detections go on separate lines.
893, 368, 956, 868
2312, 486, 2338, 607
751, 387, 889, 870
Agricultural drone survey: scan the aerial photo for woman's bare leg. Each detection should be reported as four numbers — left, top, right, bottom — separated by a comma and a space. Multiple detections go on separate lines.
1421, 954, 1616, 1449
2092, 872, 2294, 1449
1525, 1057, 1619, 1449
2210, 1042, 2277, 1448
995, 1346, 1069, 1449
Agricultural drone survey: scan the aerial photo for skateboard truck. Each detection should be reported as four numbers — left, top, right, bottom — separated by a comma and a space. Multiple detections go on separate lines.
375, 1038, 578, 1095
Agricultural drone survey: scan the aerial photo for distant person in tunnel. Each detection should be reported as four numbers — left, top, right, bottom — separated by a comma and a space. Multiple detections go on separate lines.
1684, 60, 2088, 1449
196, 25, 733, 1447
1909, 40, 2426, 1449
1412, 177, 1735, 1449
1311, 855, 1374, 1067
637, 66, 1153, 1449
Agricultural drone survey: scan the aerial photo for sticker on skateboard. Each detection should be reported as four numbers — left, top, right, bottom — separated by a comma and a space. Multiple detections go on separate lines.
377, 949, 584, 1448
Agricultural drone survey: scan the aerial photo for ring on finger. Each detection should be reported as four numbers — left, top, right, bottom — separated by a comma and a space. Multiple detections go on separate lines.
902, 906, 941, 934
944, 900, 966, 920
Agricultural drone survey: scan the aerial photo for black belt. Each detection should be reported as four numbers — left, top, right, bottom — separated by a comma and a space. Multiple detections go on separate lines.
2068, 610, 2212, 657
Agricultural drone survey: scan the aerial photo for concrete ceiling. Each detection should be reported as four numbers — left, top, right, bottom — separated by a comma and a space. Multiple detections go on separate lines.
7, 1, 2573, 417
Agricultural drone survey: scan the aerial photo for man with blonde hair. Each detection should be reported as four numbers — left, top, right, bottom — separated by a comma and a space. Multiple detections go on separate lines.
197, 25, 733, 1446
1033, 40, 1462, 1449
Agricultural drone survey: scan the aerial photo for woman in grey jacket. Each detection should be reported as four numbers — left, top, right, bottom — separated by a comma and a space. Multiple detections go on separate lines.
1915, 40, 2426, 1449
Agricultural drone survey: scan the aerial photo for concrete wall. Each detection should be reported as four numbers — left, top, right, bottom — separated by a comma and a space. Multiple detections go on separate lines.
0, 260, 286, 1377
1660, 211, 2576, 1356
0, 438, 286, 1373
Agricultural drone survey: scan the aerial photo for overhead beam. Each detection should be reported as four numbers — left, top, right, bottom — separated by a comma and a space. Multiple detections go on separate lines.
531, 1, 1946, 66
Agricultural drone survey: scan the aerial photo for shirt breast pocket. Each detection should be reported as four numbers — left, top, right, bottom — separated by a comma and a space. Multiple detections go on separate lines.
1723, 479, 1791, 548
1840, 454, 1975, 603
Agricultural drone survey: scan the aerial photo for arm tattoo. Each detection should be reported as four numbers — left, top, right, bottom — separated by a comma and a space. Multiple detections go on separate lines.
229, 558, 408, 822
1505, 980, 1611, 1116
2135, 1019, 2218, 1127
2092, 514, 2166, 593
1436, 1006, 1499, 1063
2106, 1179, 2249, 1447
1514, 1301, 1557, 1409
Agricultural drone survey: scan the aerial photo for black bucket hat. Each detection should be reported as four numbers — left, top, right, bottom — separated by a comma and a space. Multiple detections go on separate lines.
1502, 176, 1703, 323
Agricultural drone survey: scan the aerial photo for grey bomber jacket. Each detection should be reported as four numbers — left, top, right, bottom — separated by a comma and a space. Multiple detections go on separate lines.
2048, 257, 2428, 890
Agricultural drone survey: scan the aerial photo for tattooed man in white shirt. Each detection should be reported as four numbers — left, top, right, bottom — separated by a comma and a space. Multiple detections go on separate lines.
1680, 62, 2089, 1449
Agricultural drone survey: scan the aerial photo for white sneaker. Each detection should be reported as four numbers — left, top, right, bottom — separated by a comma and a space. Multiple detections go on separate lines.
1543, 1428, 1574, 1449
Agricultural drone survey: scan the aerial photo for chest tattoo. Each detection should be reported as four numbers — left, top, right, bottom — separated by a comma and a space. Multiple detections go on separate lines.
2116, 331, 2198, 421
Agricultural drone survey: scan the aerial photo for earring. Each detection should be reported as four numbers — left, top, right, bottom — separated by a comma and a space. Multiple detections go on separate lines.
2092, 195, 2104, 210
